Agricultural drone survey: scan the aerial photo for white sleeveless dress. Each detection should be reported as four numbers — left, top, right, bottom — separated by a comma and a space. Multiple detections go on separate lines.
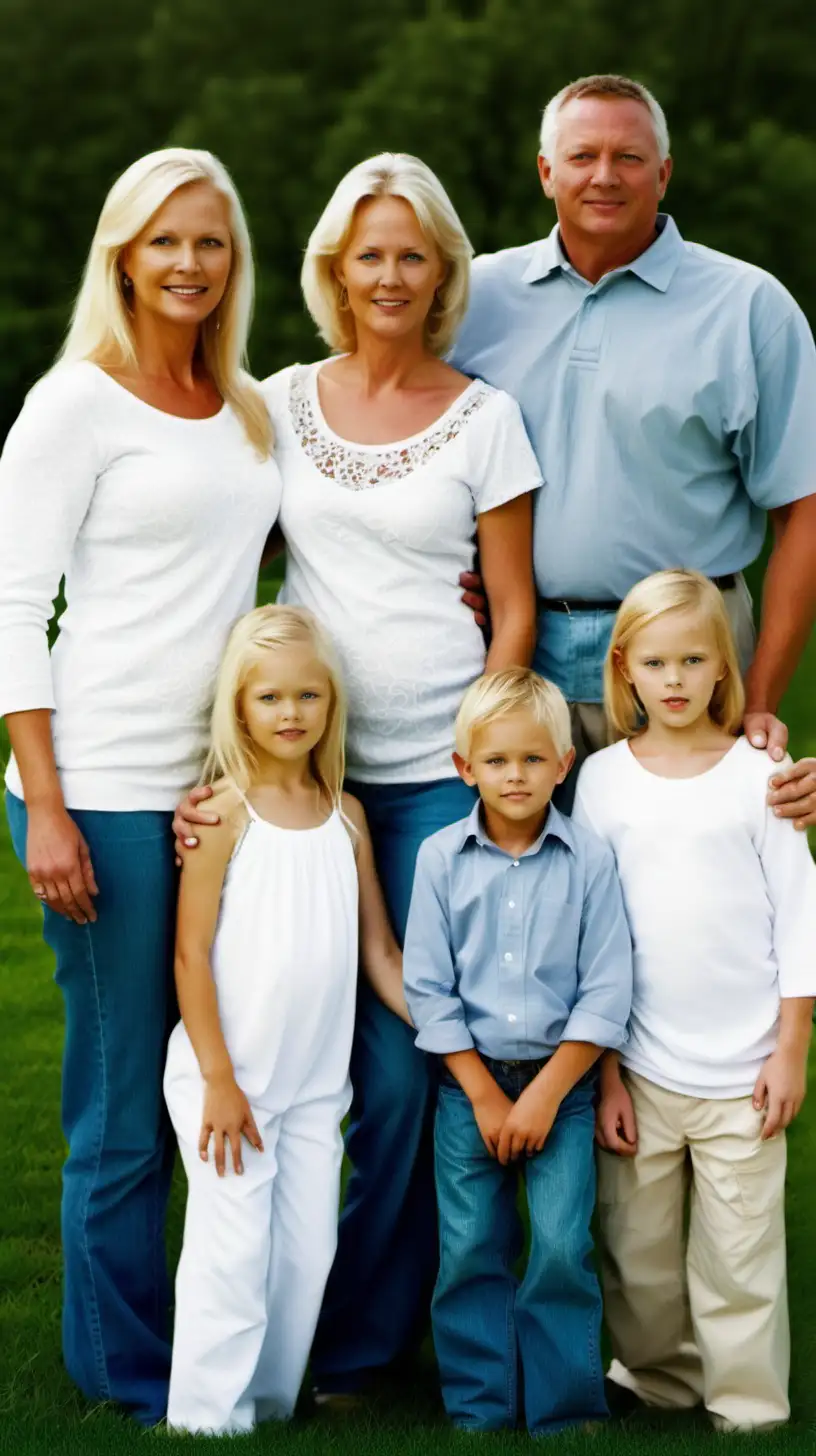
164, 796, 359, 1435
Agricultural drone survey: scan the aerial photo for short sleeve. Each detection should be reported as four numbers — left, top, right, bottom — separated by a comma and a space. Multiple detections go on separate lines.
734, 304, 816, 511
752, 752, 816, 997
466, 388, 543, 516
0, 365, 102, 717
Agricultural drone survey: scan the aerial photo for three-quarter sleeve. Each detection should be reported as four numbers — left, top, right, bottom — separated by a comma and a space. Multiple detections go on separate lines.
0, 368, 101, 717
734, 301, 816, 511
755, 772, 816, 998
403, 839, 474, 1054
466, 389, 543, 516
561, 840, 633, 1050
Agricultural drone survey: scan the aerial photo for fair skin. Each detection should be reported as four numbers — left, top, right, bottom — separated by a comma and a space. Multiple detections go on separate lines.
178, 642, 410, 1177
7, 181, 235, 923
172, 191, 536, 849
463, 91, 816, 825
595, 607, 813, 1155
444, 710, 601, 1167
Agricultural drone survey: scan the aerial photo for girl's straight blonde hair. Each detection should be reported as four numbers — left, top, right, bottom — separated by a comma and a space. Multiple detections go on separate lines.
202, 605, 346, 806
604, 568, 745, 739
59, 147, 273, 457
301, 152, 473, 358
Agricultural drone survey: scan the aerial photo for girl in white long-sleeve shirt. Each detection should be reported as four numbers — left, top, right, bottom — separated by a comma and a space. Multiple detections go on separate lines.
573, 568, 816, 1435
0, 149, 280, 1426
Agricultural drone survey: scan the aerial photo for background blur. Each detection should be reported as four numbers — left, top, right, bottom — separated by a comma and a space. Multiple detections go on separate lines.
1, 0, 814, 748
2, 0, 816, 436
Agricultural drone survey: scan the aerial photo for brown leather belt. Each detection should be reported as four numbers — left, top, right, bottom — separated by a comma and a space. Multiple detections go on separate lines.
540, 573, 737, 614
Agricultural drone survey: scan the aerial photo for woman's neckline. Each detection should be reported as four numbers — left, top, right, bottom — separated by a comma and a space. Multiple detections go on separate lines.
307, 357, 481, 451
86, 361, 228, 423
624, 735, 742, 782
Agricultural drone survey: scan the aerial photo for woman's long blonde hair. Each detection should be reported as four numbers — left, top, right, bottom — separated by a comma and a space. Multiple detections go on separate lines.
59, 147, 273, 456
301, 152, 473, 358
201, 605, 346, 806
604, 568, 745, 739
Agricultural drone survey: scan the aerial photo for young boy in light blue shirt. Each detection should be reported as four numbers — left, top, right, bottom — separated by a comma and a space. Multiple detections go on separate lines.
404, 667, 633, 1436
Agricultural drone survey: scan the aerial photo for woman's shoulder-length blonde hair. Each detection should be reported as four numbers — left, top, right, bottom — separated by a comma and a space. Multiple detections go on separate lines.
604, 568, 745, 740
59, 147, 273, 457
201, 603, 346, 808
301, 152, 473, 358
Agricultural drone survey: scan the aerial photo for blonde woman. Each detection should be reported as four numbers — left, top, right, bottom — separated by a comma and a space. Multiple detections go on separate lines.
573, 569, 816, 1432
176, 152, 541, 1396
0, 149, 281, 1424
164, 606, 407, 1434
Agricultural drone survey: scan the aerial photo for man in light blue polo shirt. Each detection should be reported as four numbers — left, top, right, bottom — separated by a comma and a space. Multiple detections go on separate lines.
454, 72, 816, 823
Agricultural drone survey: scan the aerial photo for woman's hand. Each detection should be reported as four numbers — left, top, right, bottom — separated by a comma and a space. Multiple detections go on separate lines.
172, 783, 220, 862
199, 1071, 264, 1176
27, 802, 98, 924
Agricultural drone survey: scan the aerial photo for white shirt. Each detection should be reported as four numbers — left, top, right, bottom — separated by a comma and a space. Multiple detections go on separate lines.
573, 736, 816, 1098
0, 362, 281, 810
263, 362, 542, 784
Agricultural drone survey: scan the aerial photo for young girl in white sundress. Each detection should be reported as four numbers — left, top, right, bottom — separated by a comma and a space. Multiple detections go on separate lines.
163, 604, 409, 1435
574, 569, 816, 1434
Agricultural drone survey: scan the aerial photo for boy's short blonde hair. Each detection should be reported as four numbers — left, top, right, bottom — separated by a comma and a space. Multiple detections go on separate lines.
604, 567, 745, 739
455, 667, 573, 761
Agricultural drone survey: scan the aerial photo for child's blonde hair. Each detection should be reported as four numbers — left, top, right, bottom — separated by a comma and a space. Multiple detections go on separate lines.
202, 605, 346, 805
604, 568, 745, 739
455, 667, 573, 760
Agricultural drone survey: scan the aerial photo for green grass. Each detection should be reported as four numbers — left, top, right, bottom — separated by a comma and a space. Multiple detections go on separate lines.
1, 571, 815, 1453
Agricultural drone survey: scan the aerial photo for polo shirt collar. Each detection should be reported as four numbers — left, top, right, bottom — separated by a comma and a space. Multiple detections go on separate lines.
456, 800, 576, 856
521, 213, 684, 293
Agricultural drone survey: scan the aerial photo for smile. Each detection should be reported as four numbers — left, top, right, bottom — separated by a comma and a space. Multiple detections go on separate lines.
163, 286, 208, 296
372, 299, 410, 308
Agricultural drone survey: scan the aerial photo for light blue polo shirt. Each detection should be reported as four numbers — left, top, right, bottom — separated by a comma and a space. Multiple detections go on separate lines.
452, 215, 816, 604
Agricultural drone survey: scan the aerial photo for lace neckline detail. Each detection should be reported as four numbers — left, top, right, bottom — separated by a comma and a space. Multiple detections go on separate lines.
288, 363, 492, 490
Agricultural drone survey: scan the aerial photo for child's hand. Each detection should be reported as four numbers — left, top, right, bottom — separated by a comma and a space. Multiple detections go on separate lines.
471, 1083, 514, 1159
496, 1082, 559, 1166
753, 1046, 808, 1140
200, 1073, 264, 1176
596, 1079, 638, 1156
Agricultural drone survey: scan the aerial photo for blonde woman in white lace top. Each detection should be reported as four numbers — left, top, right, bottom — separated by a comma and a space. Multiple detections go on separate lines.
266, 153, 541, 1397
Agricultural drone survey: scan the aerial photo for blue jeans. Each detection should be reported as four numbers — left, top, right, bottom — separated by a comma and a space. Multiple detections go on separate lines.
432, 1060, 606, 1435
5, 792, 177, 1426
311, 774, 477, 1390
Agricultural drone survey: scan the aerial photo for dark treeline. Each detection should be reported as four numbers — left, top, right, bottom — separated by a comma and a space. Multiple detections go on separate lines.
2, 0, 815, 436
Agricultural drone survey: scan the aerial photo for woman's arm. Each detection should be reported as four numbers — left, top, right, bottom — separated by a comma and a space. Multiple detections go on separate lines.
476, 494, 537, 672
6, 710, 98, 923
342, 794, 411, 1025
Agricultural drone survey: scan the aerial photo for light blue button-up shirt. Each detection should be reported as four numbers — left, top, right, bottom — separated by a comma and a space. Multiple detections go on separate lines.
403, 800, 632, 1061
452, 215, 816, 607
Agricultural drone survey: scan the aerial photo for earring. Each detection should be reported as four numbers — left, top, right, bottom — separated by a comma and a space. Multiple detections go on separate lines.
121, 272, 133, 290
338, 284, 349, 311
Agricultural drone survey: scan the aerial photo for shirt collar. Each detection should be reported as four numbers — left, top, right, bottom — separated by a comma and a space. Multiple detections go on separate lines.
521, 213, 684, 293
456, 800, 576, 857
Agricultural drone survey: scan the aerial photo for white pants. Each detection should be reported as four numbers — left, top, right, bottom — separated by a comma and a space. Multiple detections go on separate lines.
167, 1096, 344, 1434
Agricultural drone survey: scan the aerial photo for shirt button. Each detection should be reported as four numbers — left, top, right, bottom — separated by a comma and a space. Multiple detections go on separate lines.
504, 952, 513, 963
508, 900, 516, 909
508, 1014, 517, 1023
512, 860, 520, 868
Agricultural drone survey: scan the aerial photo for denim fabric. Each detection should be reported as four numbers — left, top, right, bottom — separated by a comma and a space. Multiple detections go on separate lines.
5, 792, 176, 1426
533, 606, 617, 706
311, 774, 477, 1390
432, 1062, 606, 1435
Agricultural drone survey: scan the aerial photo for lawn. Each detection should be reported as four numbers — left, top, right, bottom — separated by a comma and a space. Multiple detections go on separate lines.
1, 568, 815, 1455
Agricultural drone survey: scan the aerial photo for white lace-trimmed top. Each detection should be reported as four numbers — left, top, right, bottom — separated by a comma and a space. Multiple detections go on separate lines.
262, 361, 542, 785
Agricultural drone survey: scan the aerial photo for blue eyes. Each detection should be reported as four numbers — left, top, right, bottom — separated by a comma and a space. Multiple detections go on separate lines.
260, 692, 318, 702
149, 236, 225, 247
643, 657, 703, 668
487, 755, 543, 765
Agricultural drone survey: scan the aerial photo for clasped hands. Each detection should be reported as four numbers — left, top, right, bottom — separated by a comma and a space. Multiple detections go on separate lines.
471, 1076, 560, 1166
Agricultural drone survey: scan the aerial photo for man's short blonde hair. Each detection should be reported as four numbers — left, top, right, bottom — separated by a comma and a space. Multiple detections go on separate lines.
455, 667, 573, 761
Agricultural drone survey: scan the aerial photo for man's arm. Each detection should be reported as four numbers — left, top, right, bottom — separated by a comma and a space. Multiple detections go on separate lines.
743, 494, 816, 758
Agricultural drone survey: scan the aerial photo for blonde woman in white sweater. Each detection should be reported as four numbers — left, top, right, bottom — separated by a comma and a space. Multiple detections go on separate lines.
0, 149, 281, 1425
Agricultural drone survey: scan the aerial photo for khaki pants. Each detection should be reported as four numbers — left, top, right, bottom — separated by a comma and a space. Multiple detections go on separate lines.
597, 1070, 789, 1431
569, 576, 757, 774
